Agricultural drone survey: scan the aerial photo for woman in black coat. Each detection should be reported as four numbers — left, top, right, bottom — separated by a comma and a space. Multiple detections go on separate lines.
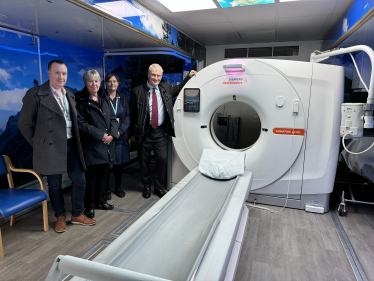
104, 73, 131, 199
76, 69, 118, 219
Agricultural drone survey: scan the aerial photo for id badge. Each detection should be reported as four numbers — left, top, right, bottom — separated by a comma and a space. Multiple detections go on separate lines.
116, 118, 120, 123
66, 121, 72, 128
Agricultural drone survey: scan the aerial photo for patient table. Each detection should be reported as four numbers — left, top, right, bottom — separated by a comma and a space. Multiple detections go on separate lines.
46, 166, 253, 281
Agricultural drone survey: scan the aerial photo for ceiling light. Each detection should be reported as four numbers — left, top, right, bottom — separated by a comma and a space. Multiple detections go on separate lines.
218, 0, 274, 8
157, 0, 217, 12
0, 14, 8, 20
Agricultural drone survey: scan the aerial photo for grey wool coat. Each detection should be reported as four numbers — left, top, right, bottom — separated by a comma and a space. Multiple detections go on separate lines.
18, 80, 87, 175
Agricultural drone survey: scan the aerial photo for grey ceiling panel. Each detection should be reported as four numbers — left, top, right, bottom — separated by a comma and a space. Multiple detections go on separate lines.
190, 22, 236, 34
239, 30, 276, 40
159, 12, 188, 26
222, 4, 276, 22
176, 25, 203, 38
316, 26, 334, 40
323, 13, 344, 27
231, 19, 277, 32
175, 9, 229, 25
205, 40, 243, 46
242, 38, 277, 44
278, 16, 328, 29
278, 0, 337, 18
278, 27, 318, 41
203, 33, 242, 41
332, 0, 355, 14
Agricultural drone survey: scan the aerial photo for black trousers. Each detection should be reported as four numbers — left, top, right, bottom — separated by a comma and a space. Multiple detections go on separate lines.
138, 125, 167, 190
46, 139, 86, 217
84, 163, 108, 208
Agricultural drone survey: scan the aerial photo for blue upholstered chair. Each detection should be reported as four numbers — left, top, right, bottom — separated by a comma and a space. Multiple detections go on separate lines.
0, 155, 48, 258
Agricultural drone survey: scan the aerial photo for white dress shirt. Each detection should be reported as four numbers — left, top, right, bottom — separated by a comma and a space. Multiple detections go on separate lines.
147, 81, 165, 126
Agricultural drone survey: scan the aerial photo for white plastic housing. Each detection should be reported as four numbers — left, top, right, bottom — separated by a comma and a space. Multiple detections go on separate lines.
340, 103, 364, 139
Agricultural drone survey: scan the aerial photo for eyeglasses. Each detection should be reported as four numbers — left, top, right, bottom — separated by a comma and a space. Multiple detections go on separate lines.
107, 81, 118, 84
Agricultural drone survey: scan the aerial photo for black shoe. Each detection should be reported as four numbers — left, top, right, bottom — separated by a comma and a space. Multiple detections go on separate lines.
114, 188, 125, 198
96, 202, 114, 210
83, 208, 95, 219
142, 185, 151, 199
105, 190, 112, 201
154, 188, 167, 198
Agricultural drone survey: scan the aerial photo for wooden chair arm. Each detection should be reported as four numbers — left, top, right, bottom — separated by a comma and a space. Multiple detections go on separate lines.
2, 155, 47, 193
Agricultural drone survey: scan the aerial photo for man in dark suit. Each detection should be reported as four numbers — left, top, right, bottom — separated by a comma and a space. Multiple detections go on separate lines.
129, 63, 196, 198
18, 60, 96, 233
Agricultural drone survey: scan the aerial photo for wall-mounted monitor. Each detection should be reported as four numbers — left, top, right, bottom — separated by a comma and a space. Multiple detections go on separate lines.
184, 88, 200, 112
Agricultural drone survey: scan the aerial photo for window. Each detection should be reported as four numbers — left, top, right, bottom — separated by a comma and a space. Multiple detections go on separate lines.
224, 46, 300, 58
273, 46, 299, 57
224, 48, 247, 58
247, 47, 272, 57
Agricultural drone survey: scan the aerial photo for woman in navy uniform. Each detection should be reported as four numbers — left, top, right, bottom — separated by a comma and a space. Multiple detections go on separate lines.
104, 73, 131, 199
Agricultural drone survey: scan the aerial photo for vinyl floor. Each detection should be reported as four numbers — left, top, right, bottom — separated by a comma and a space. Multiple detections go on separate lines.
1, 162, 373, 281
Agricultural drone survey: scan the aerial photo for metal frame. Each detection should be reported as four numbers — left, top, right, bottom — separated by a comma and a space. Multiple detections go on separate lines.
329, 207, 369, 281
336, 170, 374, 217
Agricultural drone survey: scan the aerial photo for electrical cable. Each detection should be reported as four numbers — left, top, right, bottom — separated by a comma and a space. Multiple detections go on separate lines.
246, 112, 297, 214
339, 52, 374, 155
342, 133, 374, 154
349, 53, 369, 92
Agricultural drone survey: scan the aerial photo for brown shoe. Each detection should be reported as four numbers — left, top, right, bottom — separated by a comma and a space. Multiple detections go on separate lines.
55, 215, 67, 233
71, 213, 96, 226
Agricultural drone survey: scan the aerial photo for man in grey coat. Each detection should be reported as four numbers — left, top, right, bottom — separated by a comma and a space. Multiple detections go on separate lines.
18, 60, 96, 233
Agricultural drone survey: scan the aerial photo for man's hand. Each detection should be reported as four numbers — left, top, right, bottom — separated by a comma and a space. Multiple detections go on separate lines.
118, 131, 121, 138
189, 70, 197, 77
102, 133, 109, 142
104, 135, 113, 144
131, 135, 135, 142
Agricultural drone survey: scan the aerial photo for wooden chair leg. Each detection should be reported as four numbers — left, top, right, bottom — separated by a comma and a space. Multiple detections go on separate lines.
10, 215, 15, 226
42, 200, 49, 231
0, 227, 3, 258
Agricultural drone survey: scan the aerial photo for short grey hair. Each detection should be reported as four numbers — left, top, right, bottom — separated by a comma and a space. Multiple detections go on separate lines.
148, 63, 163, 73
83, 69, 101, 85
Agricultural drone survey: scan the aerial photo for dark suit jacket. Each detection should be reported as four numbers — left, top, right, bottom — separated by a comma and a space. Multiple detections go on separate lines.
129, 75, 191, 143
18, 81, 86, 175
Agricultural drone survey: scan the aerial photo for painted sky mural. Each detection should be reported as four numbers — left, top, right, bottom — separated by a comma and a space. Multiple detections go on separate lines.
0, 28, 105, 187
324, 0, 374, 49
0, 29, 41, 131
40, 37, 103, 93
79, 0, 206, 60
218, 0, 274, 8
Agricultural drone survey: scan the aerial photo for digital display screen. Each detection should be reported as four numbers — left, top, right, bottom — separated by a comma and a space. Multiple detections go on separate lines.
184, 88, 200, 112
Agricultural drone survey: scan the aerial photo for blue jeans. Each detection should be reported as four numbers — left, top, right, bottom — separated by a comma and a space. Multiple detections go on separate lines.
46, 139, 86, 218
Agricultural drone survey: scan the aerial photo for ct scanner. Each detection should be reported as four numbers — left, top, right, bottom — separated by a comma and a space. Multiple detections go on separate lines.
172, 57, 343, 213
45, 45, 374, 281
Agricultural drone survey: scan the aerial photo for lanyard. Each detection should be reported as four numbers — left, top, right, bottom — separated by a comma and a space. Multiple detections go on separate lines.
110, 97, 119, 115
61, 94, 69, 118
56, 92, 69, 118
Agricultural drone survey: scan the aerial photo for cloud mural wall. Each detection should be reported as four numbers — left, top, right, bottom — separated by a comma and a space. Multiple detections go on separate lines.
0, 28, 104, 188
